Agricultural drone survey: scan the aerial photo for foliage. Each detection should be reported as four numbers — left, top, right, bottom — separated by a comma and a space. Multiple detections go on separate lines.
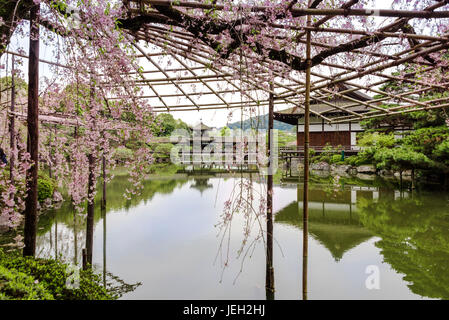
153, 143, 174, 159
220, 126, 231, 136
357, 195, 449, 299
0, 249, 113, 300
330, 154, 343, 165
312, 143, 343, 164
277, 131, 296, 148
373, 146, 433, 171
152, 113, 190, 137
37, 173, 56, 202
112, 147, 134, 164
351, 122, 449, 175
357, 132, 395, 148
344, 155, 368, 166
0, 265, 54, 300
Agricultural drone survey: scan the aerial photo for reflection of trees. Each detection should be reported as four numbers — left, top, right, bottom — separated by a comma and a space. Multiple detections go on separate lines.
215, 173, 267, 284
36, 217, 85, 265
357, 195, 449, 299
35, 176, 189, 266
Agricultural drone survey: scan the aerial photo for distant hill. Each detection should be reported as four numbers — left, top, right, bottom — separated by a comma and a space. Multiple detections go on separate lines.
226, 114, 294, 131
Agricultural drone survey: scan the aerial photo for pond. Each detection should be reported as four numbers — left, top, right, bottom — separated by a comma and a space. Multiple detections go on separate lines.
26, 171, 449, 299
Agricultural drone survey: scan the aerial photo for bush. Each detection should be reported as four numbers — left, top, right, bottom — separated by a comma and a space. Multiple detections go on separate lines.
154, 143, 174, 159
113, 147, 134, 163
37, 174, 55, 202
344, 154, 372, 166
0, 249, 113, 300
330, 154, 343, 164
312, 143, 342, 164
0, 265, 54, 300
124, 139, 142, 150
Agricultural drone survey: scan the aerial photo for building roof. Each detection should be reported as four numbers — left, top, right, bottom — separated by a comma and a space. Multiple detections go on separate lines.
191, 122, 212, 131
274, 84, 374, 125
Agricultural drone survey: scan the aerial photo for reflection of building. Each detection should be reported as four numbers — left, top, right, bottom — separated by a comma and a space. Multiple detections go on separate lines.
274, 84, 373, 150
275, 184, 382, 261
190, 178, 213, 195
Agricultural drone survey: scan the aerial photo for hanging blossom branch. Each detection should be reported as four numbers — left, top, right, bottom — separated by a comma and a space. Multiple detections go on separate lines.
1, 0, 157, 226
117, 0, 448, 79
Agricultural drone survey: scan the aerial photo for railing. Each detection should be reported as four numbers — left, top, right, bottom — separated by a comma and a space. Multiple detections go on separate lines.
279, 145, 360, 153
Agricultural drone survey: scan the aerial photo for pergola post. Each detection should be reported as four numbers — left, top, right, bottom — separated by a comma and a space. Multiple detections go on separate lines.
23, 2, 40, 257
9, 54, 15, 183
266, 82, 275, 300
302, 4, 312, 301
85, 152, 95, 269
85, 78, 96, 269
102, 154, 106, 209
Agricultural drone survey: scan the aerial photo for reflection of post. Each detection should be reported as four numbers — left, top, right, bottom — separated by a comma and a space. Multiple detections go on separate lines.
302, 4, 312, 301
55, 220, 58, 259
73, 207, 78, 265
102, 205, 107, 288
266, 83, 275, 300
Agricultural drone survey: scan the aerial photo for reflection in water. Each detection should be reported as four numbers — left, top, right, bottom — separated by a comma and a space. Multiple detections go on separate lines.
276, 185, 374, 262
191, 178, 214, 196
265, 173, 274, 300
357, 194, 449, 299
102, 205, 106, 288
14, 171, 448, 300
300, 184, 308, 301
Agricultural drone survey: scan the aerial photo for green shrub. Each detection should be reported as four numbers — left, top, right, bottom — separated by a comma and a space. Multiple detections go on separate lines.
154, 143, 173, 159
0, 265, 54, 300
37, 174, 55, 202
0, 249, 113, 300
330, 154, 343, 164
113, 147, 134, 163
312, 143, 342, 164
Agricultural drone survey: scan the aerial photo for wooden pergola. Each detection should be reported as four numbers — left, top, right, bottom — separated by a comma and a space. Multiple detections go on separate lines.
2, 0, 449, 298
3, 0, 449, 124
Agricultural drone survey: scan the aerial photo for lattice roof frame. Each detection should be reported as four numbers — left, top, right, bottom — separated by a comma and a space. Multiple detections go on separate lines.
3, 0, 449, 126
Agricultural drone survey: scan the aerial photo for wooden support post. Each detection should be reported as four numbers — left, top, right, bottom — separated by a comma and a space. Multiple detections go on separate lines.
102, 154, 106, 209
85, 77, 96, 268
82, 248, 87, 271
266, 82, 275, 300
9, 55, 15, 183
85, 153, 95, 268
23, 2, 40, 257
302, 3, 312, 301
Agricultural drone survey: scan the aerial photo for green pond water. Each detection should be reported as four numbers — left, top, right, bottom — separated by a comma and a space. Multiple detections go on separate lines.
9, 171, 449, 299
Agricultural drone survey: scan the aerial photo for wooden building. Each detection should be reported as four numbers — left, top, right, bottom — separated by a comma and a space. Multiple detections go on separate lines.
274, 84, 373, 150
